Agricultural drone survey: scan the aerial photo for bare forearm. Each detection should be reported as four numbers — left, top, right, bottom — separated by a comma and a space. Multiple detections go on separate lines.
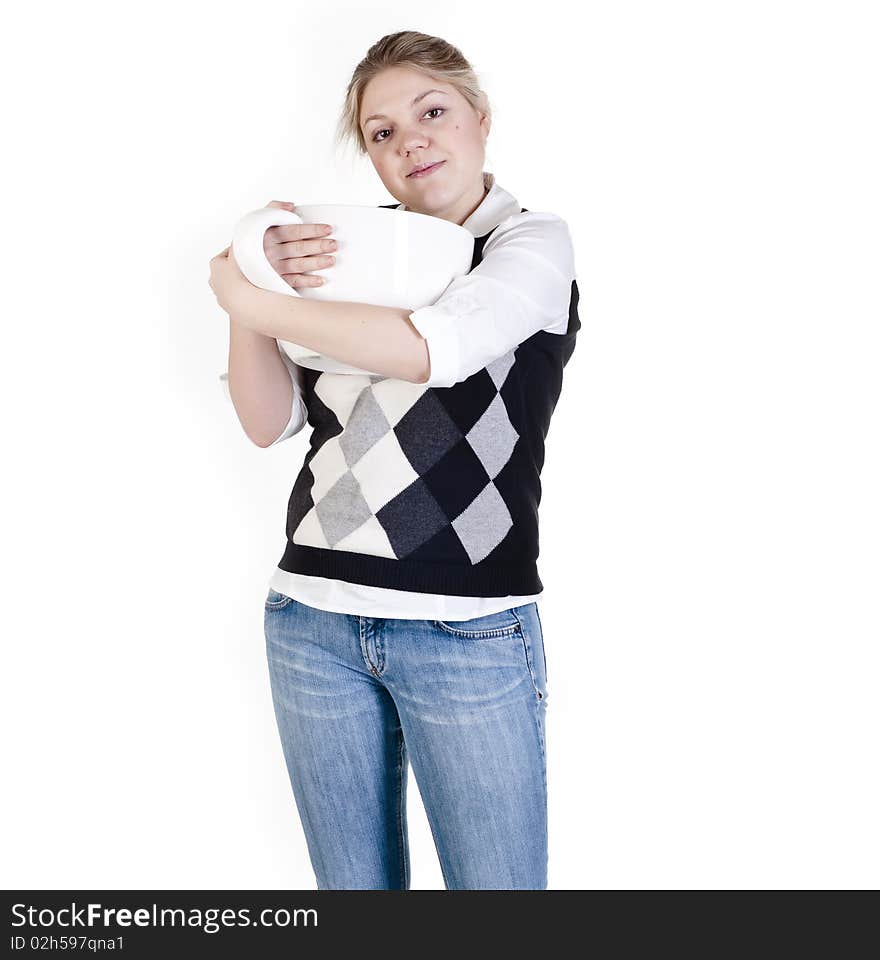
227, 318, 296, 447
235, 287, 431, 383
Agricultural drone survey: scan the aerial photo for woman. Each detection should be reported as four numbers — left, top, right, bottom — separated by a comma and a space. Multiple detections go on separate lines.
209, 30, 580, 890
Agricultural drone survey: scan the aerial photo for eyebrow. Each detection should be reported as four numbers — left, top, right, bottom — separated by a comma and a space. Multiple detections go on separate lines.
363, 90, 448, 128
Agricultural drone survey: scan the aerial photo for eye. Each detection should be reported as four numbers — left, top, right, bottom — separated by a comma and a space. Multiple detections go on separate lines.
372, 106, 446, 143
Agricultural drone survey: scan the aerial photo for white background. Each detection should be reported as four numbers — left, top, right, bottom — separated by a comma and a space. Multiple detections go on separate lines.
2, 0, 877, 890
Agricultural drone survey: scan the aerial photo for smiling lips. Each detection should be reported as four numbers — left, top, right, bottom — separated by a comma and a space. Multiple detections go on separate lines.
408, 161, 445, 178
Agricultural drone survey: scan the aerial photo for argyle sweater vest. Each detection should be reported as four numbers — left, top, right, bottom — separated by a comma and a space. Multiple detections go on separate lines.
277, 204, 580, 597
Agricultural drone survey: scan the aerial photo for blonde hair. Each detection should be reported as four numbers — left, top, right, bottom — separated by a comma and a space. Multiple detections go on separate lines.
335, 30, 491, 158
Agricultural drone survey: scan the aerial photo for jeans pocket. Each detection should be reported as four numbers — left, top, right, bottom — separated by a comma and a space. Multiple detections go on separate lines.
534, 603, 548, 684
516, 604, 547, 703
435, 607, 521, 638
265, 588, 295, 610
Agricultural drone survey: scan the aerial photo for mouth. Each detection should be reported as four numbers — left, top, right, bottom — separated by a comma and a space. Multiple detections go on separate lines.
407, 161, 445, 178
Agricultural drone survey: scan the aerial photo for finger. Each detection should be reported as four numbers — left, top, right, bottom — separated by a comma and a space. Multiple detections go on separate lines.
265, 222, 334, 245
272, 237, 338, 261
273, 253, 336, 274
283, 273, 326, 288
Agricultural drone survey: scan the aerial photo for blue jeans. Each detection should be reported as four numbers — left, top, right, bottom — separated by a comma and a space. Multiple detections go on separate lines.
264, 590, 549, 890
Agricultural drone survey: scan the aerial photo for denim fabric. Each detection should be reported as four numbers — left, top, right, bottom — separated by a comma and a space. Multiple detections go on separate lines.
264, 589, 549, 890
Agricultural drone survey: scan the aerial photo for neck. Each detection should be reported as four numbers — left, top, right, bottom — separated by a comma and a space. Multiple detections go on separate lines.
455, 175, 490, 225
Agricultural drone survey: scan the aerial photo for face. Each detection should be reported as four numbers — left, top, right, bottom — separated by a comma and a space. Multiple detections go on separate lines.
359, 66, 491, 224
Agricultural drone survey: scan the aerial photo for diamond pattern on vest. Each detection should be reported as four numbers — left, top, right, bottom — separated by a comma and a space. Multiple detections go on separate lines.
288, 350, 520, 564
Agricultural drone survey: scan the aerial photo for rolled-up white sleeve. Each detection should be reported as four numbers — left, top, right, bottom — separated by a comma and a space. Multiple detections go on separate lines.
268, 344, 309, 445
407, 212, 576, 388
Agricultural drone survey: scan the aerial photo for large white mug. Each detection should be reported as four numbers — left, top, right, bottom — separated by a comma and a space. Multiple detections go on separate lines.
229, 203, 475, 376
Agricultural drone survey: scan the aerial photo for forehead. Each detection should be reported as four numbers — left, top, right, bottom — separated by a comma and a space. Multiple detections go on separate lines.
360, 68, 455, 123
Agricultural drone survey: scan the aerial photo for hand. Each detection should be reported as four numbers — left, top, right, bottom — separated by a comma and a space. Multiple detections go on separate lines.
208, 243, 253, 315
263, 200, 336, 289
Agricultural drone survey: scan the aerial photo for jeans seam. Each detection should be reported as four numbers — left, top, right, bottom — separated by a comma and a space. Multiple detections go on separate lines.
511, 608, 543, 702
533, 603, 548, 682
511, 609, 549, 886
396, 727, 409, 890
434, 621, 520, 639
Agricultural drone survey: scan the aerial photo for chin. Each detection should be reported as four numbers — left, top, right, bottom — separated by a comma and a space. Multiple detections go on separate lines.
407, 179, 453, 199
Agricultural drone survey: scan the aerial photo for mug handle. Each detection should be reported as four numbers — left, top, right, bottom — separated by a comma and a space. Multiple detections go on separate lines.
231, 206, 305, 298
226, 206, 381, 377
230, 206, 321, 364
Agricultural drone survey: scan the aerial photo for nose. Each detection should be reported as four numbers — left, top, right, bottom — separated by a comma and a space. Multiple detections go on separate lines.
399, 127, 429, 156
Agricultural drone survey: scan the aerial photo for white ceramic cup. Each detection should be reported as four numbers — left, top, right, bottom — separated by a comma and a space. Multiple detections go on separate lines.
230, 203, 475, 376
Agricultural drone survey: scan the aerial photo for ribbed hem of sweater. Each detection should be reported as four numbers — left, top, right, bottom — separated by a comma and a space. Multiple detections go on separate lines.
279, 543, 542, 597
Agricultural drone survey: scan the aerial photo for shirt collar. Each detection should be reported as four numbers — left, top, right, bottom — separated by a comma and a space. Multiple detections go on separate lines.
395, 171, 522, 237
